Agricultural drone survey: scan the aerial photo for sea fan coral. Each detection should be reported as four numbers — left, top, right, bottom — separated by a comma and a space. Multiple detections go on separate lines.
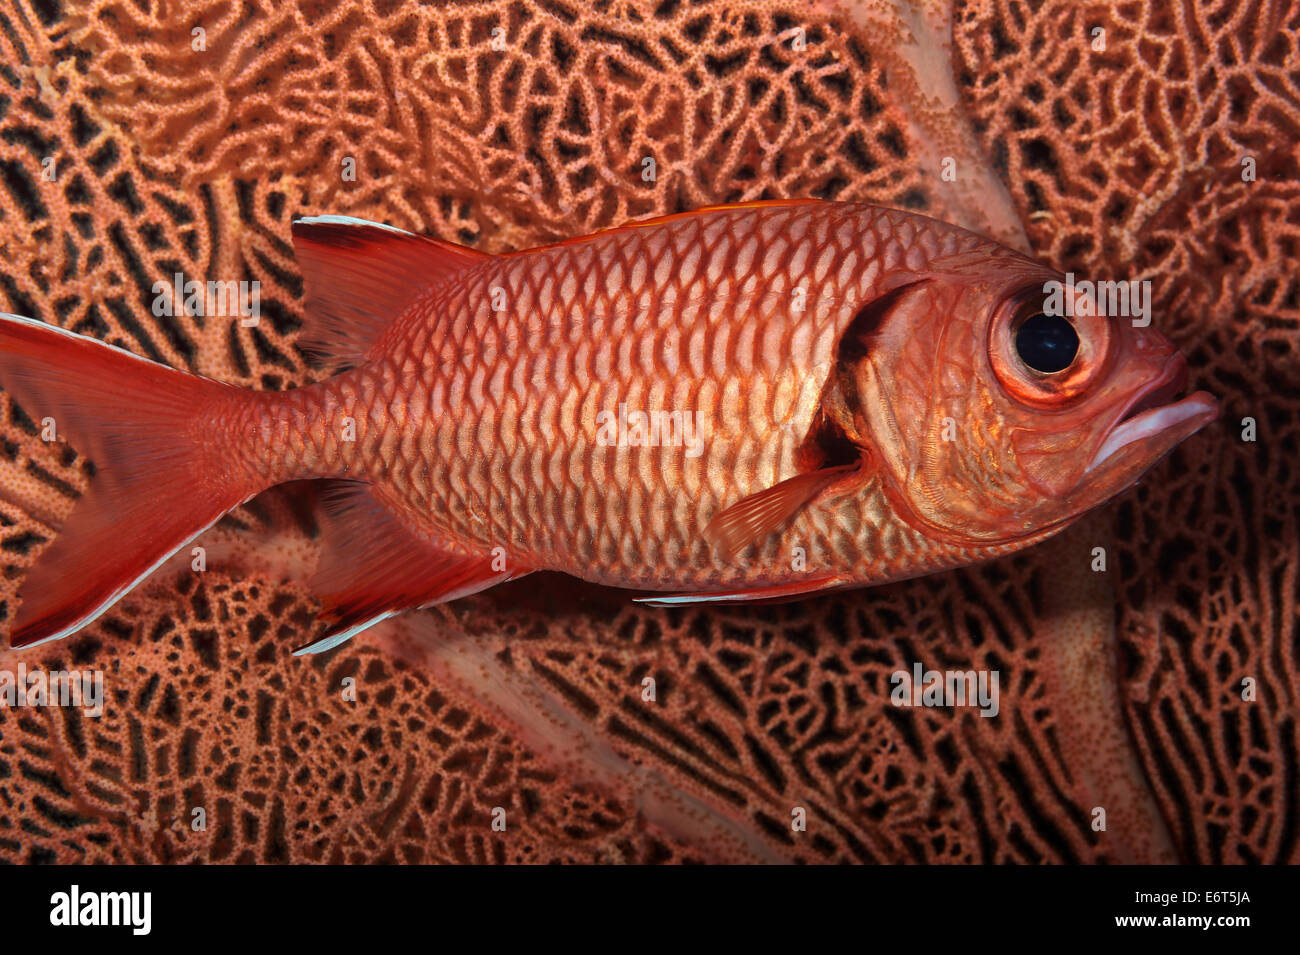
0, 0, 1295, 863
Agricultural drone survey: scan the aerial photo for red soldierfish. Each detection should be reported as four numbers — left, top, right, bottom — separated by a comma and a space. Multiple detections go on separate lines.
0, 200, 1219, 653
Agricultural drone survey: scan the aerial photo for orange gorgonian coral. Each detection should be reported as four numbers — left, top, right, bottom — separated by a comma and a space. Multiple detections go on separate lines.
0, 0, 1295, 863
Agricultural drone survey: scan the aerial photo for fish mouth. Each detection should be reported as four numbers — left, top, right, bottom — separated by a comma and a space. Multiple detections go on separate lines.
1086, 358, 1220, 474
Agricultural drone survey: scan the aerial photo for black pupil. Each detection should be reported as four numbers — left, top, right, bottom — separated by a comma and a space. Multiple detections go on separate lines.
1015, 313, 1079, 373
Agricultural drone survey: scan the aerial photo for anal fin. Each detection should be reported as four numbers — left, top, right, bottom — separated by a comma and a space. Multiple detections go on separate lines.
636, 574, 845, 607
297, 482, 525, 654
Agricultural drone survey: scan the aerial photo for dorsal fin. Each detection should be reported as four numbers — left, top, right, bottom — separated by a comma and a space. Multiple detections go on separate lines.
510, 199, 825, 257
291, 215, 488, 369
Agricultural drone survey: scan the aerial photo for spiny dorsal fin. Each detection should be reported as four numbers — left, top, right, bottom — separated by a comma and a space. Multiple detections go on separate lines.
291, 215, 488, 369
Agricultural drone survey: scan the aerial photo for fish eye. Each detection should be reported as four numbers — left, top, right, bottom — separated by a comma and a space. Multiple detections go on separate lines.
989, 286, 1111, 409
1015, 313, 1079, 374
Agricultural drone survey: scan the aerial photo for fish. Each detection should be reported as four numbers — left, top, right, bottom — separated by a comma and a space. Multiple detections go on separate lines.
0, 199, 1220, 654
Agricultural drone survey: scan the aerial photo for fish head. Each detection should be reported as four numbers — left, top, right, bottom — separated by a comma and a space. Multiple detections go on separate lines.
847, 256, 1220, 544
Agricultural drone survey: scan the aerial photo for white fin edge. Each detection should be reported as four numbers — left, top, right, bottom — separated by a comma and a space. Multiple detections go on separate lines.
293, 215, 414, 236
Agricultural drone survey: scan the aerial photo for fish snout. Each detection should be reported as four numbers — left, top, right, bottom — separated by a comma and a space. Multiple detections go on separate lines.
1085, 351, 1219, 476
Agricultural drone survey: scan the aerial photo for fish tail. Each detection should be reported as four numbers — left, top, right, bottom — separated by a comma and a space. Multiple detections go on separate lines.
0, 313, 260, 648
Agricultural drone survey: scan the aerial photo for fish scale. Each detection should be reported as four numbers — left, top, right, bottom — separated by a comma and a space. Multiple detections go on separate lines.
0, 199, 1219, 650
232, 203, 1001, 591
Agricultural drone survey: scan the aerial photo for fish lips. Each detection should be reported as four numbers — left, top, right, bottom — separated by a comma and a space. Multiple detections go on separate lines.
1084, 356, 1220, 479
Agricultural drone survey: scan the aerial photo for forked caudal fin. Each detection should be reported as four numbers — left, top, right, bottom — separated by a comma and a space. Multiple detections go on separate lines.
0, 314, 256, 648
0, 216, 506, 652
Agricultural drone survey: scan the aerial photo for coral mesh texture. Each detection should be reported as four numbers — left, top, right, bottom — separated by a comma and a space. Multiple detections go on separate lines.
0, 0, 1295, 863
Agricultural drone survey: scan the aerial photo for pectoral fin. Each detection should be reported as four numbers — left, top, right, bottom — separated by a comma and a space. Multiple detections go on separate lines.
702, 462, 860, 557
